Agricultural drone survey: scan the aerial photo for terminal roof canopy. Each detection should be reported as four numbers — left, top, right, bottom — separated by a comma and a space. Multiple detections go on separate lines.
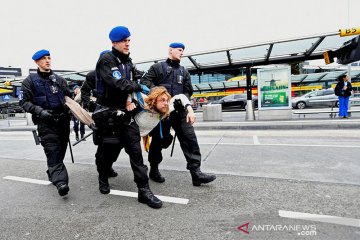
7, 31, 354, 88
135, 31, 354, 74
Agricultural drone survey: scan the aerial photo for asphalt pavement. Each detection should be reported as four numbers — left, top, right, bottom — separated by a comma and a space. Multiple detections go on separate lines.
1, 110, 360, 239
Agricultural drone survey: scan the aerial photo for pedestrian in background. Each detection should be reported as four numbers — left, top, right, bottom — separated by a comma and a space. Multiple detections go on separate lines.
72, 85, 85, 141
335, 74, 353, 118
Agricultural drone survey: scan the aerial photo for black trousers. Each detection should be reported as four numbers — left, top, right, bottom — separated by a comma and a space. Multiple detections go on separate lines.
148, 111, 201, 171
95, 115, 149, 188
38, 119, 70, 186
72, 117, 85, 135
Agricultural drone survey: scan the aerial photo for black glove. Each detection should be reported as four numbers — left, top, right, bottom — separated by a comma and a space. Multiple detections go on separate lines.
39, 110, 53, 120
161, 134, 174, 149
173, 99, 184, 112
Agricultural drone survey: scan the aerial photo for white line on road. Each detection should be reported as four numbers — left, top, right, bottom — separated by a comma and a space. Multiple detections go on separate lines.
3, 176, 51, 185
253, 135, 260, 145
3, 176, 189, 205
279, 210, 360, 228
110, 190, 189, 205
199, 142, 360, 148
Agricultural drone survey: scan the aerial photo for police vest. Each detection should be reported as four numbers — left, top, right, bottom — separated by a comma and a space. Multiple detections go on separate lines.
96, 52, 134, 97
159, 61, 185, 97
30, 73, 65, 110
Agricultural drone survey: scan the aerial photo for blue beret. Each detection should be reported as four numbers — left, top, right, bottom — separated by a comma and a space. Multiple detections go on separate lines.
32, 49, 50, 61
169, 42, 185, 50
109, 26, 131, 42
73, 85, 80, 91
99, 50, 110, 56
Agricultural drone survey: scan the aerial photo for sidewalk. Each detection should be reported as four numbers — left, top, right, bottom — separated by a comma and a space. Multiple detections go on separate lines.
1, 114, 359, 131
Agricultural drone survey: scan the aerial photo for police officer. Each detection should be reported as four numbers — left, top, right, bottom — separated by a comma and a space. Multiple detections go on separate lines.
80, 68, 118, 178
20, 49, 72, 196
141, 43, 216, 186
94, 26, 162, 208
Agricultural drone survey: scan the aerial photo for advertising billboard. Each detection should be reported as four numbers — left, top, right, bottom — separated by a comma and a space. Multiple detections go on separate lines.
257, 67, 291, 109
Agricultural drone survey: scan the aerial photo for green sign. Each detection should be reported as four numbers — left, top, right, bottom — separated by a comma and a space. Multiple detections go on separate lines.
257, 67, 291, 109
262, 92, 287, 107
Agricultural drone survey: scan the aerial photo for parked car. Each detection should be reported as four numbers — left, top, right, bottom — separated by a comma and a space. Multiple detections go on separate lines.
0, 101, 24, 114
209, 94, 258, 110
291, 89, 338, 109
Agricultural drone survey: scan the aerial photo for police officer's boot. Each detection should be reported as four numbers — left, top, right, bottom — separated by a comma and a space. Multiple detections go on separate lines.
190, 168, 216, 186
149, 165, 165, 183
75, 132, 79, 141
108, 167, 118, 178
57, 183, 69, 196
98, 175, 110, 194
138, 184, 163, 209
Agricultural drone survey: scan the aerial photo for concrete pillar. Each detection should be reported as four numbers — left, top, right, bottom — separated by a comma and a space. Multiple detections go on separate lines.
203, 104, 222, 121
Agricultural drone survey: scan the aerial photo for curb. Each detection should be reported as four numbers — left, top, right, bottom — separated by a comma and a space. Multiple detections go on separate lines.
1, 121, 359, 131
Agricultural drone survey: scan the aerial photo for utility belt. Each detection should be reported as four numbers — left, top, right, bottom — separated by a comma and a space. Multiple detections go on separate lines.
32, 109, 70, 125
92, 107, 127, 131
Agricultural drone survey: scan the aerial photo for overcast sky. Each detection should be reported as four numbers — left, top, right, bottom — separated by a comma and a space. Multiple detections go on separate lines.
1, 0, 359, 71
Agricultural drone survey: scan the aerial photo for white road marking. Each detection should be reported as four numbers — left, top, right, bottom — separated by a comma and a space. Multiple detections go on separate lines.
279, 210, 360, 228
199, 142, 360, 148
253, 135, 260, 145
3, 176, 189, 205
110, 190, 189, 205
3, 176, 51, 185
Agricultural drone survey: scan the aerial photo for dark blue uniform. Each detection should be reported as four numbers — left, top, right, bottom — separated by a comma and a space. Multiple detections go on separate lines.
94, 48, 148, 189
20, 70, 71, 193
141, 59, 201, 170
141, 58, 216, 186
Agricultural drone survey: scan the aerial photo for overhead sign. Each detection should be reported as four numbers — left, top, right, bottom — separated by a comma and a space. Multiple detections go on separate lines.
323, 51, 334, 65
339, 27, 360, 37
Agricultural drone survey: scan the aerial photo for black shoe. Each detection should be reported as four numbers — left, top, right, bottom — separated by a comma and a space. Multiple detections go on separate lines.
108, 167, 118, 178
138, 184, 162, 209
98, 176, 110, 194
57, 183, 69, 196
190, 169, 216, 186
75, 133, 79, 141
81, 134, 86, 141
149, 168, 165, 183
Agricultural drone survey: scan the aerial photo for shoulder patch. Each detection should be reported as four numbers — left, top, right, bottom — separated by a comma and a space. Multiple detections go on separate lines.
112, 70, 122, 80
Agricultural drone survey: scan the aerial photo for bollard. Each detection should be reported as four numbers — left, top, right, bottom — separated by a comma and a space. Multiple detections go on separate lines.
203, 104, 222, 121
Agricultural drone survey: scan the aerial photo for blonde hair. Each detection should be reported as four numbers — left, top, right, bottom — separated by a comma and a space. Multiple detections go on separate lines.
144, 86, 171, 118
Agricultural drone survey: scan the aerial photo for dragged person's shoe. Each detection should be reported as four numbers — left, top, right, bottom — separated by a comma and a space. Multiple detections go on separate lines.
57, 183, 69, 196
108, 167, 118, 178
138, 184, 162, 209
98, 176, 110, 194
190, 169, 216, 186
149, 168, 165, 183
